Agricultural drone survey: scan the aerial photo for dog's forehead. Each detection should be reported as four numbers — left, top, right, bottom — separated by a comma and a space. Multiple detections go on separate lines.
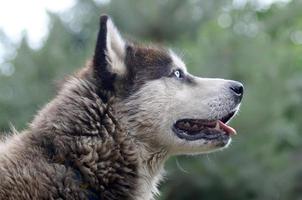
127, 45, 187, 73
129, 46, 171, 65
125, 46, 172, 80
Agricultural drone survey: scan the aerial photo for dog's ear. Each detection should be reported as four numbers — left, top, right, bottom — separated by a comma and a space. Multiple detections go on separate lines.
93, 15, 126, 90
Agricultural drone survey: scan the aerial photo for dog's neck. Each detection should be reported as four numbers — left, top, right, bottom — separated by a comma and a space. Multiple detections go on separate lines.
134, 142, 168, 200
113, 99, 169, 200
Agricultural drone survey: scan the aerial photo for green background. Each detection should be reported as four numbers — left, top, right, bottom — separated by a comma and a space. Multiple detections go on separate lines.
1, 0, 302, 199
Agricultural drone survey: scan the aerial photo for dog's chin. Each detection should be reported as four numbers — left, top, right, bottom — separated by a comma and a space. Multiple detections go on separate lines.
170, 136, 231, 155
172, 110, 237, 149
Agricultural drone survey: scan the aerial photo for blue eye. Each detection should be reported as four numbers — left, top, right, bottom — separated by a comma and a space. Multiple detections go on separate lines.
174, 70, 183, 78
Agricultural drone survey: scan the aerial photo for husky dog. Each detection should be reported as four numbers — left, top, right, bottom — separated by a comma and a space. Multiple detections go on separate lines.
0, 15, 244, 200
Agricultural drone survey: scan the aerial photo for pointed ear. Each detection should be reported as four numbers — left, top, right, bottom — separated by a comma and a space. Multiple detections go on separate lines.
93, 15, 126, 90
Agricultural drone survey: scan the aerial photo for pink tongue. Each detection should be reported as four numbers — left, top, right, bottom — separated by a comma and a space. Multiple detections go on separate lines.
218, 120, 237, 135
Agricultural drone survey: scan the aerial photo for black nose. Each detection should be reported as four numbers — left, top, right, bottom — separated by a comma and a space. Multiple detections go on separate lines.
229, 81, 244, 101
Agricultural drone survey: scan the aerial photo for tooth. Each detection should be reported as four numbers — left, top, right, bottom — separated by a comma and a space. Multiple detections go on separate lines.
185, 122, 190, 127
215, 121, 220, 129
192, 124, 198, 130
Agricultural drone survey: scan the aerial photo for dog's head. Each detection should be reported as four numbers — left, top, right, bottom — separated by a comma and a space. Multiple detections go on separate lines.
88, 15, 243, 155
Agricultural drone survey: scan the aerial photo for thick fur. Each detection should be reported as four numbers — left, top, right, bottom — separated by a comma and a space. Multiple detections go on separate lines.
0, 80, 138, 200
0, 15, 243, 200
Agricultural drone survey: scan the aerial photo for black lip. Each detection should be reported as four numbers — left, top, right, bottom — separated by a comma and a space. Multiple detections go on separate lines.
172, 125, 229, 141
172, 111, 236, 141
220, 111, 236, 123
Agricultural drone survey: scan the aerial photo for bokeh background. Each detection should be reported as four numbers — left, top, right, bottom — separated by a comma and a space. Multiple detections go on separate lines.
1, 0, 302, 199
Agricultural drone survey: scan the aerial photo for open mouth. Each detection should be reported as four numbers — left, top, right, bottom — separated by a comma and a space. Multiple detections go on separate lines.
172, 111, 237, 141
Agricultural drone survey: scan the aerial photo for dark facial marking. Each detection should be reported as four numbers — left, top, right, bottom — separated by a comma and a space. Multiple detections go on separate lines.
127, 46, 173, 79
123, 46, 173, 90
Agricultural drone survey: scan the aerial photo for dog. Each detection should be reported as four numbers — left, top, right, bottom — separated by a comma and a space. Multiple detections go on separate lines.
0, 15, 243, 200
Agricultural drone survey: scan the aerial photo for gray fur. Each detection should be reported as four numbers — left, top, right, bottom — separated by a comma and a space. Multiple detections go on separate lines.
0, 15, 243, 200
0, 77, 139, 200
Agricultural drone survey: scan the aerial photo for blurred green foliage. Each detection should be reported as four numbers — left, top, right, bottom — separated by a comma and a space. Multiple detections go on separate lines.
1, 0, 302, 199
